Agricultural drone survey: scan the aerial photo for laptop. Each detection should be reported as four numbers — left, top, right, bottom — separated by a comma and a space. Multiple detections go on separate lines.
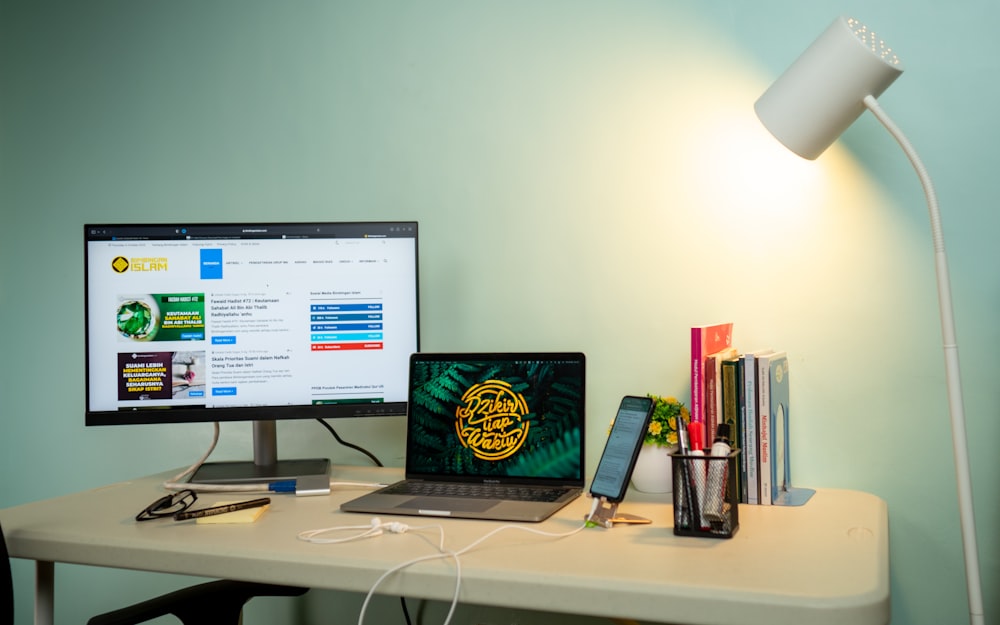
341, 352, 586, 522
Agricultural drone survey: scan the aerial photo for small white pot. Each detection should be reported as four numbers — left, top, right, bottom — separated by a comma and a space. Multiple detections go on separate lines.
630, 443, 676, 494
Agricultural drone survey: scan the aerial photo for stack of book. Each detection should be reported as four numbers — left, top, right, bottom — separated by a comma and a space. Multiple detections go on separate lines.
690, 323, 791, 506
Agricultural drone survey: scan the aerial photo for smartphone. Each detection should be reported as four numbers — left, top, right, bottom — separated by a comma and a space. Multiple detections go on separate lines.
589, 395, 655, 503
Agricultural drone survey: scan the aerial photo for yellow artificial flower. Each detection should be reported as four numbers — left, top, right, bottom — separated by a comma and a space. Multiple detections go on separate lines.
644, 394, 687, 448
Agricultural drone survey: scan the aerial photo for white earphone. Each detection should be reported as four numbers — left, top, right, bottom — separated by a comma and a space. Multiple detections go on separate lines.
297, 517, 411, 544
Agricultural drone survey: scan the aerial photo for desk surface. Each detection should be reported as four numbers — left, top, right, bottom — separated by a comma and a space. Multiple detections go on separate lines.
1, 466, 889, 625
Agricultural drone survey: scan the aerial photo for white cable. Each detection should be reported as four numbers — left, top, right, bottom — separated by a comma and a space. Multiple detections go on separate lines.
451, 521, 588, 558
296, 516, 455, 623
297, 518, 444, 547
160, 423, 273, 492
361, 521, 588, 625
297, 514, 590, 625
161, 423, 259, 492
330, 482, 389, 489
358, 548, 462, 625
298, 517, 389, 544
585, 496, 600, 524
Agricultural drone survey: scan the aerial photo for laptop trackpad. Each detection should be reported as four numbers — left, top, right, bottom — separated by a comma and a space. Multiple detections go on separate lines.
402, 497, 498, 513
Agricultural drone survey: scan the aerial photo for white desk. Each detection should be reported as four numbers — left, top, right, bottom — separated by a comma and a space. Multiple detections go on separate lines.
1, 466, 889, 625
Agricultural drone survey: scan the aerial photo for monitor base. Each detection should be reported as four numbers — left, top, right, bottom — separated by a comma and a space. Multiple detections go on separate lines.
189, 458, 330, 485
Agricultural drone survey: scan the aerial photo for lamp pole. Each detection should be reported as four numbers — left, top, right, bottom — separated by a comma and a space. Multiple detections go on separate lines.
863, 95, 984, 625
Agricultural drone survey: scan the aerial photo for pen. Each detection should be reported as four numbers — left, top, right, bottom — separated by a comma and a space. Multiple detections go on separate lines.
174, 497, 271, 521
675, 416, 692, 529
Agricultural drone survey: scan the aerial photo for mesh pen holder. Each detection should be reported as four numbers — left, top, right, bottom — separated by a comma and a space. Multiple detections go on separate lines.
671, 449, 740, 538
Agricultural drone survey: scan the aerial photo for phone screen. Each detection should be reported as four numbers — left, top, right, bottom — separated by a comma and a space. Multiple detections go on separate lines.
589, 396, 654, 502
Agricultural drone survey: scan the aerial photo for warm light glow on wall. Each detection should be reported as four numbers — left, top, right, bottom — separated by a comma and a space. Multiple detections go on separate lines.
665, 75, 841, 249
696, 108, 828, 226
644, 61, 921, 331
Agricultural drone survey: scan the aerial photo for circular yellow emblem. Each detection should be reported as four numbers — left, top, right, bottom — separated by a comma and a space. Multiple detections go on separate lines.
455, 380, 530, 461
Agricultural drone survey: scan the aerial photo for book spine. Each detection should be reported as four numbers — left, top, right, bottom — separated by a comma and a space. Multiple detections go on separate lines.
690, 327, 706, 439
742, 353, 759, 505
690, 323, 734, 444
736, 356, 749, 503
705, 353, 719, 445
706, 347, 738, 445
721, 357, 741, 504
757, 353, 773, 506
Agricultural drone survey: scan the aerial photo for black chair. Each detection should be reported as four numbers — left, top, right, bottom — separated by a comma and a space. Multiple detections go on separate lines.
1, 519, 307, 625
85, 580, 308, 625
1, 522, 12, 625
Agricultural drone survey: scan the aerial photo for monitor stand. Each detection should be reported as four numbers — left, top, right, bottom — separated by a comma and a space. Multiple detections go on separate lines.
188, 420, 330, 485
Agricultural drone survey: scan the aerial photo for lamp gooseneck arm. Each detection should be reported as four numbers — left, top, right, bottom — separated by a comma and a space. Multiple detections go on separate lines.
863, 94, 985, 625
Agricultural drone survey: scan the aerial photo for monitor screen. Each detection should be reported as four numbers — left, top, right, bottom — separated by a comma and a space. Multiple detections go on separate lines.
84, 221, 419, 482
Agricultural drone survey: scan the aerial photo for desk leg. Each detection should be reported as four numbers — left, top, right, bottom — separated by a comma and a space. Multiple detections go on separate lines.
35, 561, 54, 625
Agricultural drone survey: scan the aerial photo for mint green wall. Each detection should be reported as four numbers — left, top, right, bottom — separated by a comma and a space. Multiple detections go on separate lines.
1, 2, 996, 625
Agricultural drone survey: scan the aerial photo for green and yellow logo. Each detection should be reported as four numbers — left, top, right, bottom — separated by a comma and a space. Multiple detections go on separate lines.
111, 257, 168, 273
455, 380, 530, 461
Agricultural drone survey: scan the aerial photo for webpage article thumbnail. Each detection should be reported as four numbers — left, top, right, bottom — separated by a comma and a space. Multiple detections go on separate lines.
116, 293, 206, 342
117, 350, 207, 401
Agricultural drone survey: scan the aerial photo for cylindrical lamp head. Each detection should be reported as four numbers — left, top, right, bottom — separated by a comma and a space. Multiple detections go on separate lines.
754, 16, 904, 160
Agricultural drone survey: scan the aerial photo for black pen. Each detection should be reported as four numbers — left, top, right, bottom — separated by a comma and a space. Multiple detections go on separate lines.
675, 416, 693, 529
173, 497, 271, 521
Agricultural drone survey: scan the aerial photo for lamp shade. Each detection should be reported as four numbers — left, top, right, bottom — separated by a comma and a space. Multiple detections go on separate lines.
754, 16, 904, 159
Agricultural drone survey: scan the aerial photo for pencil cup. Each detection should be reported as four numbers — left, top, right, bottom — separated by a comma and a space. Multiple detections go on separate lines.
671, 449, 740, 538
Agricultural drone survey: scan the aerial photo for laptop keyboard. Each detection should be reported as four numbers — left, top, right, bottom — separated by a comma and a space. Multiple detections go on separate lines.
383, 481, 572, 503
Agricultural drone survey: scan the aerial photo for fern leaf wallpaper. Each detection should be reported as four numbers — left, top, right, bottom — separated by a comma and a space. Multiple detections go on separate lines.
406, 354, 585, 480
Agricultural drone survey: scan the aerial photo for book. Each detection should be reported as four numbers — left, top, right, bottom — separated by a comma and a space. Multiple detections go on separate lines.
690, 322, 733, 444
720, 356, 742, 503
768, 352, 790, 504
756, 350, 778, 506
739, 349, 769, 505
734, 356, 750, 504
705, 347, 738, 446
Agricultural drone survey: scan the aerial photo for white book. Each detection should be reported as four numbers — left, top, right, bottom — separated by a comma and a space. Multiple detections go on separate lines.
741, 349, 770, 505
756, 350, 777, 506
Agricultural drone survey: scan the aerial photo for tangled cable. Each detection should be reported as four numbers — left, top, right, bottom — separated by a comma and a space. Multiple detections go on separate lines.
298, 515, 591, 625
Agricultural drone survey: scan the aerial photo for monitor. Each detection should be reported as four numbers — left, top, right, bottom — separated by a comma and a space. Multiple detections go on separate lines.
84, 221, 420, 484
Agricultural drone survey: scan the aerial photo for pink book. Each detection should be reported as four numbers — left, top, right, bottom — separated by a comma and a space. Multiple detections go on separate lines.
690, 322, 733, 445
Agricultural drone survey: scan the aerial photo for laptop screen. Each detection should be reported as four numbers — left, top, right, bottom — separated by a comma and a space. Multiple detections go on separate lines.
406, 352, 586, 483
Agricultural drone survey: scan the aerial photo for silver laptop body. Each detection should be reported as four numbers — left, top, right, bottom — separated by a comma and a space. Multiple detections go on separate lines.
341, 351, 586, 522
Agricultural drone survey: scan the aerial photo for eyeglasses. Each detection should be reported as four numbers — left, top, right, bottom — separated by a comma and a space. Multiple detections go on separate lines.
135, 489, 197, 522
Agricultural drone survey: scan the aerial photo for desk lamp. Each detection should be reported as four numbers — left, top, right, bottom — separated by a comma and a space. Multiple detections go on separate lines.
754, 16, 984, 625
